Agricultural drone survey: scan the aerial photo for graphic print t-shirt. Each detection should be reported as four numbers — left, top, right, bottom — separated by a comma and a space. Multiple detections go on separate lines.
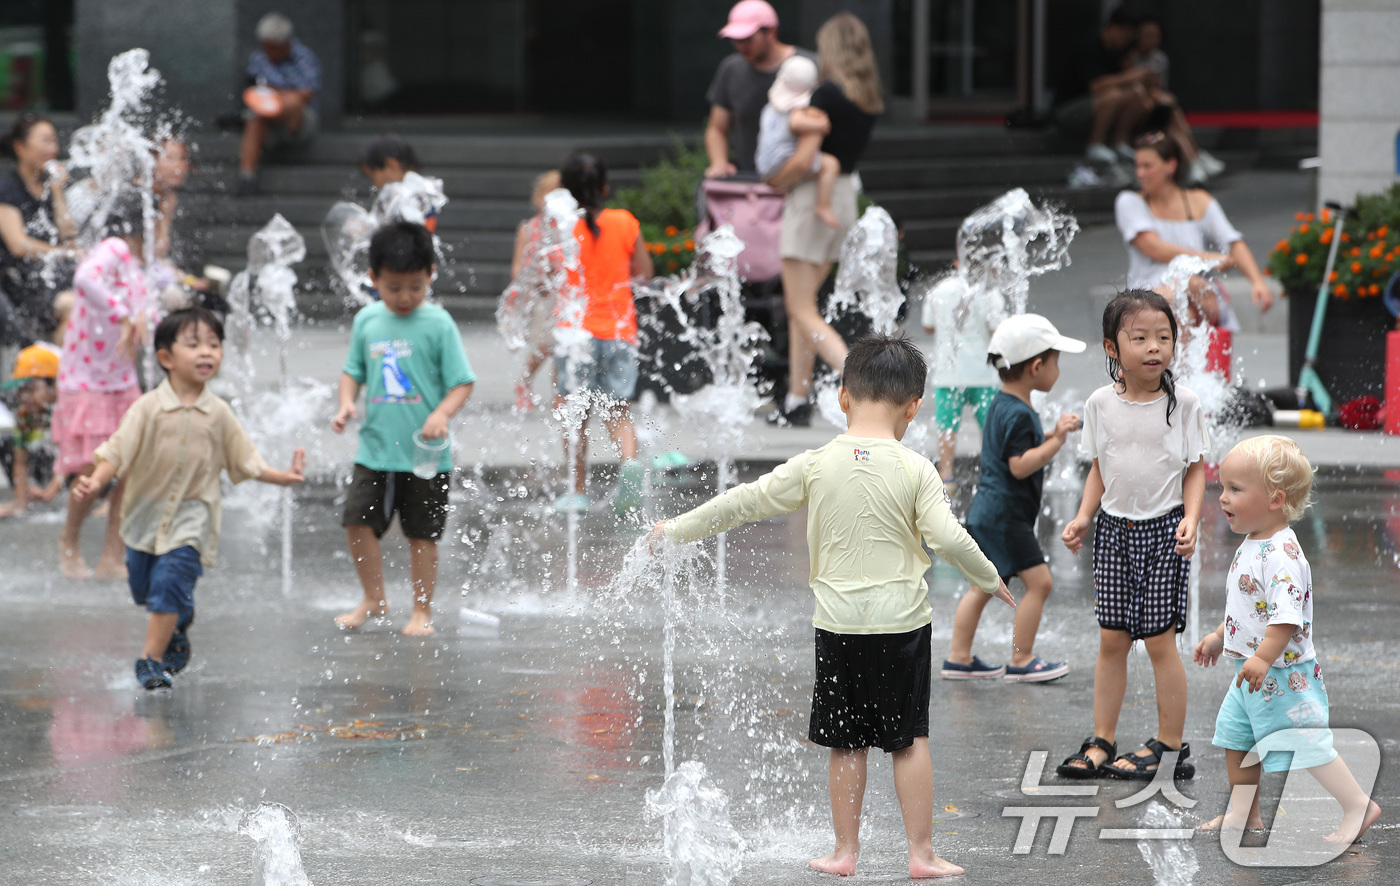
1222, 527, 1315, 668
343, 301, 475, 473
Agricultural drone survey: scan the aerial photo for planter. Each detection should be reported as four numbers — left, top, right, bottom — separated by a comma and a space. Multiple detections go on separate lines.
1287, 286, 1393, 405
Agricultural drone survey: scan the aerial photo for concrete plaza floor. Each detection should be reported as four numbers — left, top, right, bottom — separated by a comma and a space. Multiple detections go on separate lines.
1, 166, 1397, 884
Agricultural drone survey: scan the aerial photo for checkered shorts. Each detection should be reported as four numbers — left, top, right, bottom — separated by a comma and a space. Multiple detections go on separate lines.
1092, 506, 1190, 640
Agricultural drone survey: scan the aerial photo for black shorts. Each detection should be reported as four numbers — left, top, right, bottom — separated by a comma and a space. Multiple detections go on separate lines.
967, 519, 1045, 582
341, 464, 451, 541
1092, 507, 1189, 640
809, 624, 931, 753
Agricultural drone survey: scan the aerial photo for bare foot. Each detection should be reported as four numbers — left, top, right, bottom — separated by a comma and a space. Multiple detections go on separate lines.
909, 853, 965, 879
815, 205, 841, 229
94, 555, 128, 580
0, 501, 25, 519
1199, 812, 1264, 832
60, 544, 92, 580
335, 600, 388, 630
401, 611, 436, 636
808, 849, 858, 876
1326, 800, 1381, 844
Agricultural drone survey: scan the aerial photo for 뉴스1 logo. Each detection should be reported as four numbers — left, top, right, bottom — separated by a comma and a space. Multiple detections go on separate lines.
854, 448, 870, 462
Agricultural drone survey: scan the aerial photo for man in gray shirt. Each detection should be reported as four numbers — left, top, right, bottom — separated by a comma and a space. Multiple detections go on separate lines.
704, 1, 815, 178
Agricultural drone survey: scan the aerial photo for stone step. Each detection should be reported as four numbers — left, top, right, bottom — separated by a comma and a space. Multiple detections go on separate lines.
180, 192, 532, 229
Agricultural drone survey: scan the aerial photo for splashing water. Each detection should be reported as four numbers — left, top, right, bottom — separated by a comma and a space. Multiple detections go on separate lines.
957, 188, 1079, 317
322, 171, 447, 304
1158, 255, 1238, 458
614, 538, 745, 886
223, 215, 313, 596
827, 206, 902, 335
652, 225, 769, 586
815, 207, 905, 427
1135, 803, 1197, 886
645, 760, 747, 886
238, 802, 313, 886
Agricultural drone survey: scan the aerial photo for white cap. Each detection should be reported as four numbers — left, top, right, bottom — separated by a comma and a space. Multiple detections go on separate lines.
768, 55, 819, 114
987, 313, 1086, 369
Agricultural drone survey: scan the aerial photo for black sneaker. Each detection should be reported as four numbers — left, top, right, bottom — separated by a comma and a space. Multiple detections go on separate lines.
765, 402, 811, 427
135, 656, 172, 690
163, 614, 194, 674
163, 632, 191, 674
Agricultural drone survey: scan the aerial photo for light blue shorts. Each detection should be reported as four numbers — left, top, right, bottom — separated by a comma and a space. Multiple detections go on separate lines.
556, 337, 638, 401
1212, 657, 1337, 772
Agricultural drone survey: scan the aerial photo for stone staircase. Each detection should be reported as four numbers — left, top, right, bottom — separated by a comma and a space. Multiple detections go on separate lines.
178, 122, 1315, 319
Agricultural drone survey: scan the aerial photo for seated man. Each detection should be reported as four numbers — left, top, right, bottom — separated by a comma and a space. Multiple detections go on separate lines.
238, 12, 321, 195
1052, 7, 1152, 166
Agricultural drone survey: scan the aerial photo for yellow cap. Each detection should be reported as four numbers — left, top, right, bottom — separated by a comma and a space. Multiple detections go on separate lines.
6, 343, 59, 386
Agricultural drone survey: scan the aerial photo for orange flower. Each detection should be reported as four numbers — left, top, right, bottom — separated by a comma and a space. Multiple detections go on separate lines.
1299, 224, 1310, 234
1371, 284, 1382, 295
1351, 261, 1362, 273
1320, 208, 1332, 223
1342, 233, 1351, 242
683, 239, 694, 251
1305, 213, 1315, 222
1295, 212, 1306, 221
1372, 246, 1385, 259
1379, 225, 1390, 238
1333, 284, 1347, 296
665, 225, 679, 237
1276, 240, 1291, 253
1352, 247, 1362, 257
667, 260, 678, 271
671, 243, 682, 253
1295, 253, 1308, 265
1320, 228, 1333, 244
1329, 271, 1339, 282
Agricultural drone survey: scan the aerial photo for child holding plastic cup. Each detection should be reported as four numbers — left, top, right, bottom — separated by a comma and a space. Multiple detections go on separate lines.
331, 221, 475, 635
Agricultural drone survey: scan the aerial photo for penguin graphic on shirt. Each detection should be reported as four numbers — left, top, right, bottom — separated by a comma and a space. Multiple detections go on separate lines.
370, 341, 423, 404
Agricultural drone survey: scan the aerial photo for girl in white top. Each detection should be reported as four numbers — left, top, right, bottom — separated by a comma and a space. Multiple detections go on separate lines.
1115, 131, 1273, 332
1057, 289, 1208, 782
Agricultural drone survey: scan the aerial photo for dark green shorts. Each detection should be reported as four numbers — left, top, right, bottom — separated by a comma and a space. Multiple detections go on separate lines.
341, 464, 451, 541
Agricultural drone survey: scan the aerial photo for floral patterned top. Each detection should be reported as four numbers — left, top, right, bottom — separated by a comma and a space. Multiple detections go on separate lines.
1222, 526, 1315, 667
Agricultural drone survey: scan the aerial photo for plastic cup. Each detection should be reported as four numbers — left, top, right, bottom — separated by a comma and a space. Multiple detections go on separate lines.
412, 430, 450, 479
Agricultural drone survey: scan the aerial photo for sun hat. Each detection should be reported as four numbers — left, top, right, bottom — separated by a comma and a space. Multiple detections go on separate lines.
719, 0, 779, 40
987, 313, 1086, 369
768, 55, 819, 114
3, 342, 60, 389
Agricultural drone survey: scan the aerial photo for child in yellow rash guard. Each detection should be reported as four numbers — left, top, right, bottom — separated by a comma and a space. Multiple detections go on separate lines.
651, 334, 1013, 880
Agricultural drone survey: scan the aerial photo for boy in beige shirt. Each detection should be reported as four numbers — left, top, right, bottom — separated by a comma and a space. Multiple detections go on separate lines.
75, 307, 305, 690
651, 333, 1014, 880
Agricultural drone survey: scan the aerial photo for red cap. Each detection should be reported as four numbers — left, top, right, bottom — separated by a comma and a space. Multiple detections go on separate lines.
719, 0, 779, 39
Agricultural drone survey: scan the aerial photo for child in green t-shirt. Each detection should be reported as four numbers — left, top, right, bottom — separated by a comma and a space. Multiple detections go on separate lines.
331, 222, 476, 635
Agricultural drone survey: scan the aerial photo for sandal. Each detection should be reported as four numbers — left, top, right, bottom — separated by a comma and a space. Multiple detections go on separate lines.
1105, 738, 1195, 781
1057, 736, 1116, 779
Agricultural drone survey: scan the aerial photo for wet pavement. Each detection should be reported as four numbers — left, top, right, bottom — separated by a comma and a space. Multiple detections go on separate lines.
2, 166, 1399, 884
1, 460, 1397, 885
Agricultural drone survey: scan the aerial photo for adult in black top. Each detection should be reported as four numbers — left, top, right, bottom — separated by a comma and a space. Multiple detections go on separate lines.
764, 13, 882, 425
0, 114, 75, 347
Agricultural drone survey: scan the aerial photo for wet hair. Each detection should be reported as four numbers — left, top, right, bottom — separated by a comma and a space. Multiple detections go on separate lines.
5, 113, 52, 158
1102, 288, 1179, 424
104, 190, 146, 239
256, 12, 294, 43
1229, 435, 1314, 523
368, 220, 435, 274
561, 151, 607, 239
991, 347, 1055, 383
1132, 130, 1186, 186
154, 307, 225, 357
360, 133, 419, 172
841, 333, 927, 406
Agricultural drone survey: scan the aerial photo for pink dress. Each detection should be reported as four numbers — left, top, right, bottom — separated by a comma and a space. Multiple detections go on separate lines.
52, 237, 146, 474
